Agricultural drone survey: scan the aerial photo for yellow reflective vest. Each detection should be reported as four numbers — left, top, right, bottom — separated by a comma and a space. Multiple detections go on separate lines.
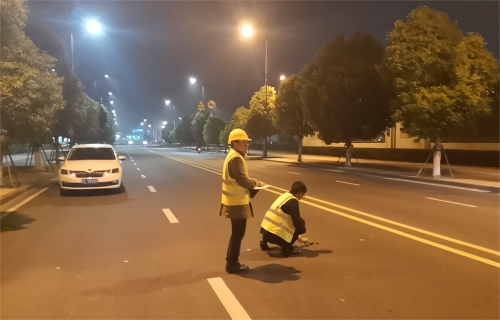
261, 192, 297, 243
221, 148, 250, 206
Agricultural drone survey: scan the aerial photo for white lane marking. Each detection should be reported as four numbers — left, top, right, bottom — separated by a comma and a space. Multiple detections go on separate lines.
3, 187, 49, 215
288, 171, 301, 175
162, 209, 179, 223
148, 186, 157, 193
336, 181, 360, 186
256, 166, 264, 168
207, 277, 251, 320
133, 163, 137, 166
426, 197, 477, 208
382, 177, 491, 193
323, 169, 344, 172
141, 175, 146, 179
137, 168, 141, 171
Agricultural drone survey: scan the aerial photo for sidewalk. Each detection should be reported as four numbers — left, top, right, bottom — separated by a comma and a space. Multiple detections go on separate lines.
1, 166, 59, 205
257, 151, 500, 189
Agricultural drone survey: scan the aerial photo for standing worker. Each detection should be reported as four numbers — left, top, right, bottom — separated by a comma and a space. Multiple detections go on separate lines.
260, 181, 307, 257
221, 128, 266, 274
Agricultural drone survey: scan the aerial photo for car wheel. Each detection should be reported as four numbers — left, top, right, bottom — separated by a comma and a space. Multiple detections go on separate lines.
60, 188, 70, 196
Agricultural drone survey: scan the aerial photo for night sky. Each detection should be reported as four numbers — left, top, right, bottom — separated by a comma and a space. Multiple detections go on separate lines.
27, 1, 499, 135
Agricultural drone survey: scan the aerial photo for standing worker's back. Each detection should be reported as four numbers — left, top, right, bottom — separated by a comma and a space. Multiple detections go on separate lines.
220, 129, 266, 274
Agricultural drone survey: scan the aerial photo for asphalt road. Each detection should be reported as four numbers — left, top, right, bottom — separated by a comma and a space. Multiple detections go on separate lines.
1, 145, 499, 319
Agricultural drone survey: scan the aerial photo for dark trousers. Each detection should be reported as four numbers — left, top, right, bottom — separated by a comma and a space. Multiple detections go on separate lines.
262, 226, 306, 251
226, 219, 247, 266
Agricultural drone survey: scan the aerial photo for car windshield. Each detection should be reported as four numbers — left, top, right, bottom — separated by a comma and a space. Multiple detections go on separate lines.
67, 148, 116, 160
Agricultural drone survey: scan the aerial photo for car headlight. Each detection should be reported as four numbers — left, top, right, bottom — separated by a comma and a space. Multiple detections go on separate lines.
112, 168, 119, 173
61, 169, 68, 175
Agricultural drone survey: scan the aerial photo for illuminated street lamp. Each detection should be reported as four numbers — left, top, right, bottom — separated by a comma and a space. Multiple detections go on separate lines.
189, 77, 196, 84
189, 77, 204, 102
148, 124, 152, 128
140, 122, 144, 125
161, 126, 165, 129
242, 25, 253, 37
108, 92, 112, 95
165, 100, 171, 105
112, 110, 116, 113
163, 121, 167, 125
110, 101, 114, 105
104, 75, 109, 78
144, 119, 147, 122
86, 20, 102, 34
280, 75, 286, 81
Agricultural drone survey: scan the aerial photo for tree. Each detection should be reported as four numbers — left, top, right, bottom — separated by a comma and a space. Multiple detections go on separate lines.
249, 86, 278, 157
191, 110, 211, 147
219, 124, 232, 153
174, 124, 183, 145
1, 0, 65, 145
180, 115, 195, 147
73, 94, 101, 144
245, 113, 276, 146
380, 6, 499, 176
97, 105, 115, 144
162, 127, 173, 144
230, 107, 250, 129
299, 32, 391, 166
26, 21, 84, 142
203, 116, 226, 148
276, 74, 315, 162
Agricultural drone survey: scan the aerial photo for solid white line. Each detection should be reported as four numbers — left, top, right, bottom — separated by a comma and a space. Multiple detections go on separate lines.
137, 168, 141, 171
426, 197, 477, 208
207, 277, 251, 320
4, 187, 49, 215
162, 209, 179, 223
288, 171, 301, 175
323, 169, 344, 173
148, 186, 156, 193
141, 174, 146, 178
336, 180, 360, 186
383, 177, 491, 193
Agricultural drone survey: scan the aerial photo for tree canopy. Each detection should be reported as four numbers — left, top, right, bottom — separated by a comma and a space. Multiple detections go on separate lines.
203, 115, 226, 145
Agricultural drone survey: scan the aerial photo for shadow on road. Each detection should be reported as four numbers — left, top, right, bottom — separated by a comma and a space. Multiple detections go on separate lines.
80, 269, 224, 296
267, 247, 333, 259
0, 213, 35, 233
237, 263, 301, 283
49, 185, 131, 207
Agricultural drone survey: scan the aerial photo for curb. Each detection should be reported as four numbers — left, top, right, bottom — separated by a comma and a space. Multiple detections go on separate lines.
262, 158, 500, 193
1, 172, 58, 204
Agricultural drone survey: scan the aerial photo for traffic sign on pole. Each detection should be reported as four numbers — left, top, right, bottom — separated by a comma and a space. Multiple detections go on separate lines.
208, 100, 216, 110
197, 101, 205, 111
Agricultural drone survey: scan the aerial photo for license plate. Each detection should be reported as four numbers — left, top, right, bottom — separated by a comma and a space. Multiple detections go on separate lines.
82, 179, 98, 184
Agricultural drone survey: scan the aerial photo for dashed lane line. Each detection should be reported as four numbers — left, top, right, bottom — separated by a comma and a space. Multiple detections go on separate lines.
207, 277, 251, 320
426, 197, 477, 208
162, 209, 179, 223
148, 186, 157, 193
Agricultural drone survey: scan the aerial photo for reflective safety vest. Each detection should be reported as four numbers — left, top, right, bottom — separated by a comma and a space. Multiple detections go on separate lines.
221, 148, 250, 206
261, 192, 297, 243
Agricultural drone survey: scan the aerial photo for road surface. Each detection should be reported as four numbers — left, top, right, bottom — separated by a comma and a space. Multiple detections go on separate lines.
1, 146, 498, 319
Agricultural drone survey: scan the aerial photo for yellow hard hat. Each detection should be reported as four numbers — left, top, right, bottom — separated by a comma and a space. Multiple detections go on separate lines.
228, 128, 252, 144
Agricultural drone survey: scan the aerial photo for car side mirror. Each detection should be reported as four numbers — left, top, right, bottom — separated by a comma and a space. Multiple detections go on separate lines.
118, 156, 126, 161
58, 156, 65, 161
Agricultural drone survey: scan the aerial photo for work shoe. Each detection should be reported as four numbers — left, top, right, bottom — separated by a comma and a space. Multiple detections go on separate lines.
260, 240, 270, 251
226, 263, 249, 274
281, 248, 302, 257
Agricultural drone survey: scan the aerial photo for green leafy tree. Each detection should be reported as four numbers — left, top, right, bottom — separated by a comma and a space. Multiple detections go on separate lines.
249, 85, 278, 157
299, 32, 391, 166
203, 115, 226, 148
191, 110, 211, 146
380, 6, 499, 176
26, 21, 84, 142
245, 113, 276, 146
1, 0, 65, 144
73, 94, 100, 143
219, 124, 232, 153
276, 74, 315, 162
174, 124, 183, 145
230, 107, 250, 129
97, 105, 115, 144
180, 115, 195, 147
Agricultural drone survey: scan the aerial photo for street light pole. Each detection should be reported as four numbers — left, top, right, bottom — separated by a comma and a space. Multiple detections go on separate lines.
71, 32, 74, 63
263, 33, 268, 158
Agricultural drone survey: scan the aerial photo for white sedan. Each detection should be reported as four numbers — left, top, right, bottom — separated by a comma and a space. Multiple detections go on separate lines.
58, 144, 126, 196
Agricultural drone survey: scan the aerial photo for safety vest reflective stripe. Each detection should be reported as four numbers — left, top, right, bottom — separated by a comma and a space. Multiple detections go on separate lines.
263, 215, 294, 237
222, 190, 249, 197
221, 148, 250, 206
261, 192, 297, 243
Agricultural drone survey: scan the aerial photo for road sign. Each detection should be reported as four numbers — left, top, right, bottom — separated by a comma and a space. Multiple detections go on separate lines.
208, 100, 216, 110
197, 101, 205, 110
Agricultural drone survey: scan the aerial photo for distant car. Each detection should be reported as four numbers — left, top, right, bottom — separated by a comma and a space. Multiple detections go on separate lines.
58, 144, 126, 196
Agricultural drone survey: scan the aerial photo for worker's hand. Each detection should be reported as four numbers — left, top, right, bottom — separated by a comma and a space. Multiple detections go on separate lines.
250, 178, 267, 188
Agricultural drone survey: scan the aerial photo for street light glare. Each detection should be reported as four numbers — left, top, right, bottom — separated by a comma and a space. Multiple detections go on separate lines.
190, 77, 197, 84
108, 92, 112, 95
110, 101, 114, 105
163, 121, 167, 125
165, 100, 171, 105
140, 122, 144, 125
86, 20, 102, 34
280, 75, 286, 80
104, 75, 109, 78
112, 110, 116, 113
148, 124, 152, 128
242, 25, 253, 37
161, 126, 165, 129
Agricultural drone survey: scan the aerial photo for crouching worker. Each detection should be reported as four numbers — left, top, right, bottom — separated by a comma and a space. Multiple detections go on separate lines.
260, 181, 307, 257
